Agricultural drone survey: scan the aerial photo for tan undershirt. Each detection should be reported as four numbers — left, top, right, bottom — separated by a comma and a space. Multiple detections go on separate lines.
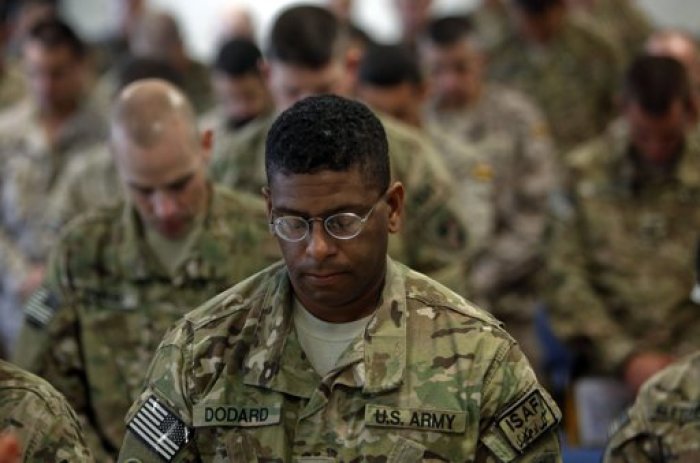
144, 215, 204, 277
293, 297, 373, 377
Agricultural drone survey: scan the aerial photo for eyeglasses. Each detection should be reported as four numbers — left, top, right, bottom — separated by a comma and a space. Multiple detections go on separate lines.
269, 195, 385, 242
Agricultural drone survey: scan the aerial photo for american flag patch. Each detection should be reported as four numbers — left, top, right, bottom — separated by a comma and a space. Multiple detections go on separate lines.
24, 287, 59, 328
127, 395, 192, 461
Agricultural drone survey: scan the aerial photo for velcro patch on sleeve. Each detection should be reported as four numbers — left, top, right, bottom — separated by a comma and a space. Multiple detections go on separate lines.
24, 286, 60, 328
496, 389, 559, 453
127, 395, 192, 462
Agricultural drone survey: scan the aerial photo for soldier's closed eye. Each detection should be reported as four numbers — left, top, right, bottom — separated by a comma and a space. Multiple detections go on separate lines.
165, 173, 195, 193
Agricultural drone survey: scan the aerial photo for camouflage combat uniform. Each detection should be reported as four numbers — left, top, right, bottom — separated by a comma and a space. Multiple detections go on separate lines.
21, 185, 280, 461
545, 120, 700, 375
0, 359, 93, 462
210, 113, 471, 292
43, 143, 121, 231
118, 257, 562, 462
570, 0, 652, 67
0, 98, 107, 356
489, 18, 621, 152
427, 84, 560, 377
604, 351, 700, 463
0, 61, 26, 110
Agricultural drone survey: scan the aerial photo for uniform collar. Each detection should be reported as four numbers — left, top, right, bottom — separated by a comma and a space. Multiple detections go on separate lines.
119, 183, 227, 283
242, 257, 408, 397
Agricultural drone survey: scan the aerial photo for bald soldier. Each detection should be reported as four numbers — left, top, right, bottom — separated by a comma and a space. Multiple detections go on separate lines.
212, 5, 470, 290
604, 351, 700, 462
119, 94, 561, 462
0, 359, 93, 462
20, 79, 279, 461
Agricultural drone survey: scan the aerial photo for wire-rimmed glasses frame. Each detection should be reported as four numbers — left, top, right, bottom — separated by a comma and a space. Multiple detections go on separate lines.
269, 193, 386, 242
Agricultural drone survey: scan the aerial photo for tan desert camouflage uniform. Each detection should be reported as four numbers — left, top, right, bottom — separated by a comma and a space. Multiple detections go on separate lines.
604, 351, 700, 463
0, 359, 93, 462
118, 258, 562, 462
22, 185, 280, 461
546, 120, 700, 374
427, 84, 560, 377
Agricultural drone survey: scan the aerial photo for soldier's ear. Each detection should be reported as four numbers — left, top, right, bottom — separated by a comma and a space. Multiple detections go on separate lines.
200, 129, 214, 164
262, 186, 272, 216
385, 181, 404, 234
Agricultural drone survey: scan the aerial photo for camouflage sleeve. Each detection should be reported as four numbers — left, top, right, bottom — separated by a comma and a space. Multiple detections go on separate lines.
477, 342, 563, 462
602, 410, 656, 463
2, 375, 94, 461
12, 235, 68, 369
545, 208, 636, 373
390, 131, 470, 287
118, 322, 198, 462
469, 107, 559, 298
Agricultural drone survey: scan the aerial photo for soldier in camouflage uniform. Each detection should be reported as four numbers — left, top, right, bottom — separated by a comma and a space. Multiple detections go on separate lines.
545, 56, 700, 394
0, 19, 107, 357
0, 359, 93, 462
211, 5, 470, 291
418, 16, 560, 377
18, 80, 279, 461
355, 43, 495, 284
488, 0, 621, 152
119, 94, 562, 463
567, 0, 652, 66
604, 351, 700, 463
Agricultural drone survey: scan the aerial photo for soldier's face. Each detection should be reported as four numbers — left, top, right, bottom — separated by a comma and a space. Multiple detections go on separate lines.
212, 71, 271, 129
421, 40, 483, 110
114, 119, 211, 240
23, 42, 86, 113
626, 100, 692, 165
357, 81, 425, 128
267, 59, 350, 112
265, 168, 403, 322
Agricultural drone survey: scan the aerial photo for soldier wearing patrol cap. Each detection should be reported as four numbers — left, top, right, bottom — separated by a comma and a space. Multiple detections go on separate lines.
118, 94, 562, 462
604, 351, 700, 462
18, 79, 280, 461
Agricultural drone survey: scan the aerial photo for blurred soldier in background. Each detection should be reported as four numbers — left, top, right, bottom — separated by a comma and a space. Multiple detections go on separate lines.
546, 56, 700, 395
489, 0, 620, 152
0, 19, 105, 357
20, 79, 278, 461
567, 0, 652, 66
604, 351, 700, 462
418, 15, 560, 377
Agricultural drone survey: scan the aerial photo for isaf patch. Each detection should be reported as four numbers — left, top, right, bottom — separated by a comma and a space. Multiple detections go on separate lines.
496, 390, 559, 453
24, 286, 60, 328
127, 395, 192, 462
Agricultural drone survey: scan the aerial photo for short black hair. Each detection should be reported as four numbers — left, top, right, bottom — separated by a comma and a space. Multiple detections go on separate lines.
266, 95, 389, 192
267, 5, 346, 68
25, 18, 86, 59
359, 44, 423, 87
116, 57, 184, 92
213, 37, 263, 77
425, 15, 474, 46
623, 55, 692, 116
511, 0, 563, 15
